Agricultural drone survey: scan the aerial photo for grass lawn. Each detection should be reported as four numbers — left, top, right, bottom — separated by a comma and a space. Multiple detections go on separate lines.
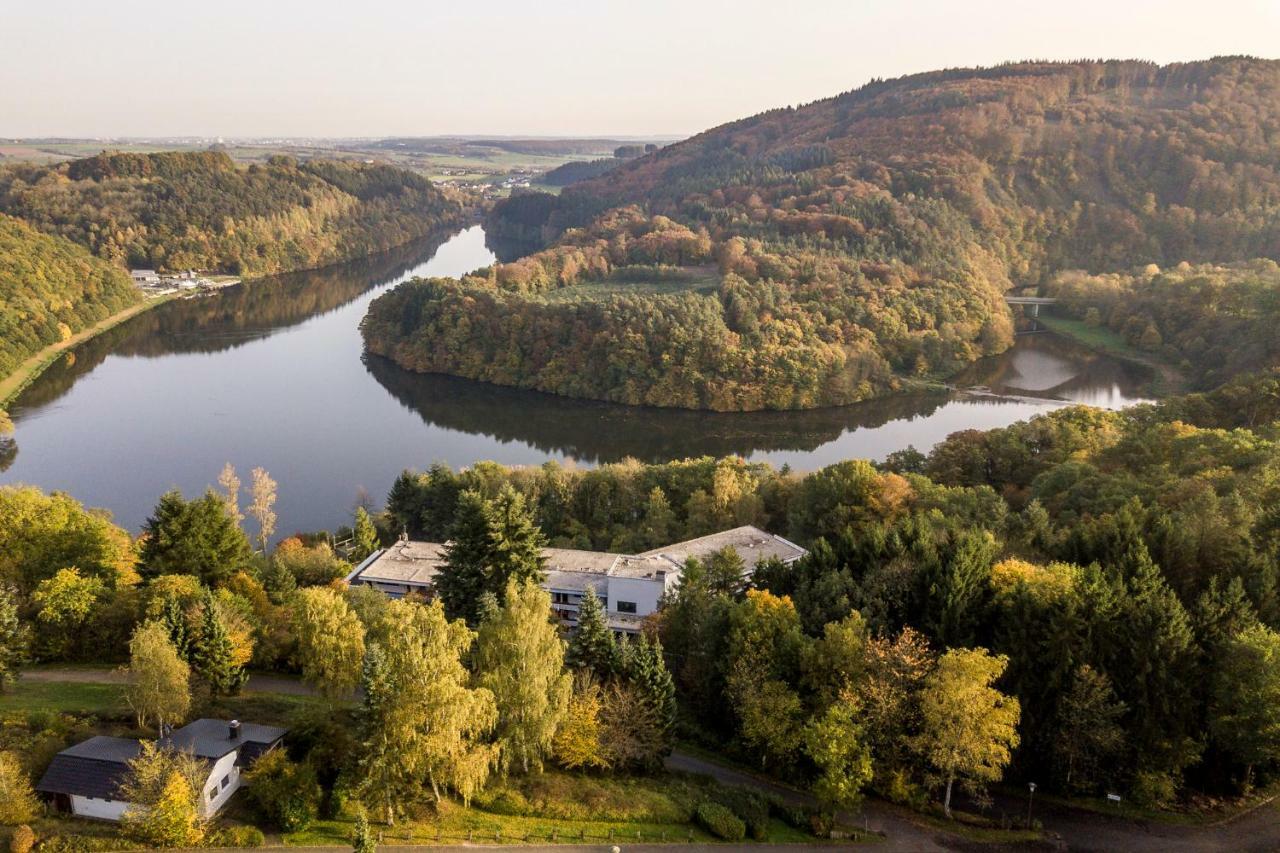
0, 680, 129, 716
1, 675, 332, 725
1036, 314, 1145, 361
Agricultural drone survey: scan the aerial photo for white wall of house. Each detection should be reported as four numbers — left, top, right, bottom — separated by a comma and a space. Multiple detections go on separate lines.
71, 795, 129, 821
200, 751, 242, 818
606, 577, 664, 617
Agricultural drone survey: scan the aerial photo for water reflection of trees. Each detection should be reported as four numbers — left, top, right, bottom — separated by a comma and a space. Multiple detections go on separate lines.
484, 230, 540, 264
0, 435, 15, 473
364, 354, 953, 463
950, 333, 1151, 401
14, 231, 457, 409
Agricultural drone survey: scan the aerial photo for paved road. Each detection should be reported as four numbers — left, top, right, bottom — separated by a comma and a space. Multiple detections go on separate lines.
279, 846, 858, 852
987, 789, 1280, 853
665, 751, 1037, 852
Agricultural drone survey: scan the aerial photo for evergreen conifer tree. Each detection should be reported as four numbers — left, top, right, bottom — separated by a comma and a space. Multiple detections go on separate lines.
193, 591, 247, 696
437, 491, 493, 623
621, 634, 677, 758
565, 587, 618, 677
438, 487, 546, 624
160, 594, 191, 661
487, 486, 546, 590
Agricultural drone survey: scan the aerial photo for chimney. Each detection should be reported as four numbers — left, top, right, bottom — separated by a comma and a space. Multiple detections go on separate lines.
229, 720, 241, 740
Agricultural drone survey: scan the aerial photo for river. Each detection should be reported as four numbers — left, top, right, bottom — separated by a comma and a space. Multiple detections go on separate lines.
0, 225, 1153, 537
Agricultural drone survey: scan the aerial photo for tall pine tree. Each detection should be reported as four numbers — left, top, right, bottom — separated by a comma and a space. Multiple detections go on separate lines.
488, 486, 546, 590
160, 594, 191, 662
565, 587, 618, 677
193, 591, 247, 696
621, 634, 677, 762
437, 491, 494, 623
438, 487, 545, 624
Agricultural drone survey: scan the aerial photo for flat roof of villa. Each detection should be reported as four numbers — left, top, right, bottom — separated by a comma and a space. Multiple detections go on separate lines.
639, 525, 807, 566
349, 526, 805, 588
544, 568, 610, 594
612, 554, 677, 580
353, 540, 447, 585
543, 548, 621, 575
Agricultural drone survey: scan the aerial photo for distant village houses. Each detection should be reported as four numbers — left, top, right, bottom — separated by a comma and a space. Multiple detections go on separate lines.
345, 525, 806, 633
129, 268, 240, 296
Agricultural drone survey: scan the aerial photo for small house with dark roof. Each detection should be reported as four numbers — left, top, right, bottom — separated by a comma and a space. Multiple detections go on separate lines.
36, 719, 285, 821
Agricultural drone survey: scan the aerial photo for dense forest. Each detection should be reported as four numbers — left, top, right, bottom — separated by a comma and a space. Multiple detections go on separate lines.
0, 151, 466, 277
540, 158, 620, 187
0, 214, 141, 381
368, 58, 1280, 410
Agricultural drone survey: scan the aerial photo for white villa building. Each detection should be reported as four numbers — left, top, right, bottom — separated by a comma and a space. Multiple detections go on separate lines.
345, 525, 806, 633
36, 719, 285, 821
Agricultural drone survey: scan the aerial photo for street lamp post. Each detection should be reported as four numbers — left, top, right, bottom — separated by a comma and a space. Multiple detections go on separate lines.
1026, 781, 1037, 829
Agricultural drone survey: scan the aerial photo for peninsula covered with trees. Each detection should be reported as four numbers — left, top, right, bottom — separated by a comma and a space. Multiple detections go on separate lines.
365, 57, 1280, 410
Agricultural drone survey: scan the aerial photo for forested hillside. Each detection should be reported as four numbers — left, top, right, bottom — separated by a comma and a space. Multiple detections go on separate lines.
0, 214, 141, 381
369, 58, 1280, 410
1045, 260, 1280, 389
0, 151, 466, 276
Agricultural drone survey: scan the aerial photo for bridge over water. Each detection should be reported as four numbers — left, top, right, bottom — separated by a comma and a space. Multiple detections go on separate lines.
1004, 295, 1058, 316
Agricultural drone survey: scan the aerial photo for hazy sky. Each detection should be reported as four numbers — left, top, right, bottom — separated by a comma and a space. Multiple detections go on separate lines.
4, 0, 1279, 138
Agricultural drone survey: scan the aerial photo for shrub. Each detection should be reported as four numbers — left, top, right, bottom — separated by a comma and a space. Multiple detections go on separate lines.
695, 801, 745, 841
351, 811, 376, 853
876, 767, 926, 808
9, 826, 35, 853
29, 836, 125, 853
711, 786, 770, 840
768, 797, 811, 831
207, 826, 265, 848
1130, 770, 1178, 808
244, 750, 320, 831
808, 809, 835, 838
482, 789, 531, 816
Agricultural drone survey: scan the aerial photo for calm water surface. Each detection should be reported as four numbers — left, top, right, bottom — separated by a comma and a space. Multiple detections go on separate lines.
2, 226, 1153, 537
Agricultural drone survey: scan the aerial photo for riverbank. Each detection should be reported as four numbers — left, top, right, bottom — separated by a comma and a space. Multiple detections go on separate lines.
0, 294, 178, 409
1036, 313, 1188, 397
0, 223, 479, 412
